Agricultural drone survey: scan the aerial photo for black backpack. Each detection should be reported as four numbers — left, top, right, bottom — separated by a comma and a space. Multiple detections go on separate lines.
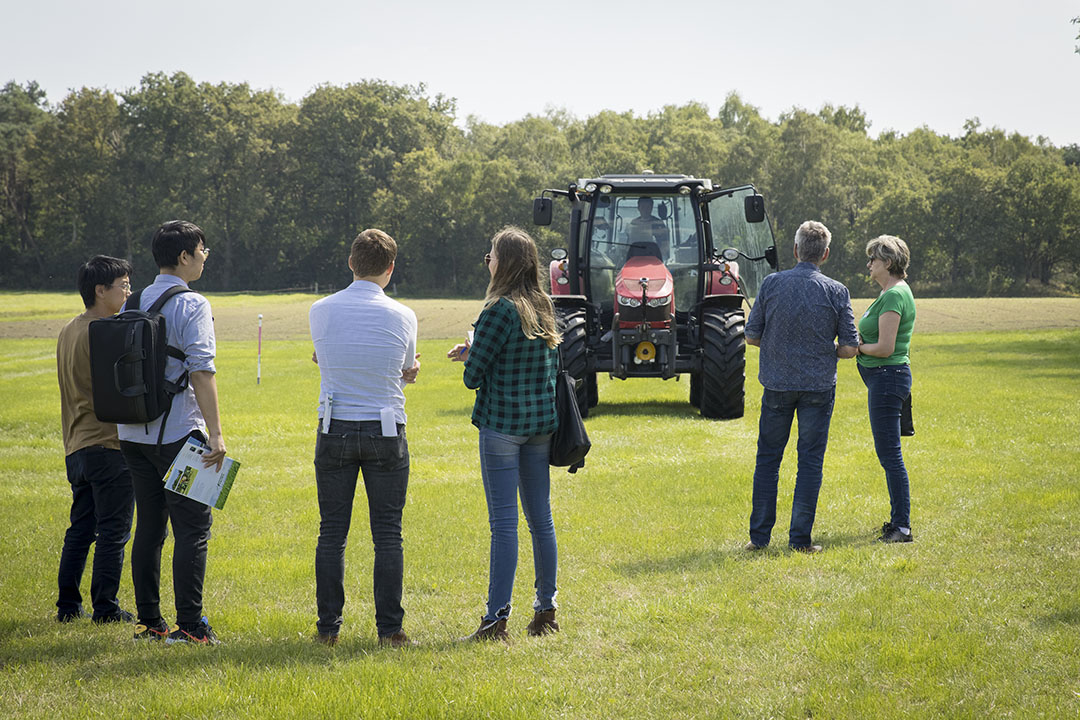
89, 285, 193, 446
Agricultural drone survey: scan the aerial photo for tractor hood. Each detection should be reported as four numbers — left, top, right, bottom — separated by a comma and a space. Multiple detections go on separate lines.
616, 256, 673, 299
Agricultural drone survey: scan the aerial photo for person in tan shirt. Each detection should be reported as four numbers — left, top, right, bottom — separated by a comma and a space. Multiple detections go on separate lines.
55, 255, 136, 624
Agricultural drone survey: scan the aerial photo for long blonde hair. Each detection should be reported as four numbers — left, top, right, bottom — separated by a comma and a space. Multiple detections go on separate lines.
484, 226, 561, 349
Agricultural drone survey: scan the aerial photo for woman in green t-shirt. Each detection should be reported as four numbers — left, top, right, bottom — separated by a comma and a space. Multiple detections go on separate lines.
856, 235, 916, 544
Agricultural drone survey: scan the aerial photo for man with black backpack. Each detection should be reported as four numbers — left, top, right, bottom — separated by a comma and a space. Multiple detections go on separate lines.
117, 220, 227, 645
55, 255, 137, 625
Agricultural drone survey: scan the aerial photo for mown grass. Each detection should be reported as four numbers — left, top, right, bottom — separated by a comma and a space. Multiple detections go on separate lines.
1, 297, 1078, 718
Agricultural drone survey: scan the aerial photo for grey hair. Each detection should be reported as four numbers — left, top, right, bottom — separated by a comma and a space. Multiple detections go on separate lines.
794, 221, 831, 264
866, 235, 910, 279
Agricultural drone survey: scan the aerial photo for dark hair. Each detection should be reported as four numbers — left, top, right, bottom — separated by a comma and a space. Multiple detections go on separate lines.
77, 255, 134, 309
349, 228, 397, 277
152, 220, 206, 269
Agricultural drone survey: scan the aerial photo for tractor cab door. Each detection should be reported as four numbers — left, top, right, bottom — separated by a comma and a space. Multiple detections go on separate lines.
702, 186, 776, 300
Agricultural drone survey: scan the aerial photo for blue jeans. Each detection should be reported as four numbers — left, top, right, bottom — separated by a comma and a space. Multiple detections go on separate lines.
57, 446, 134, 619
858, 364, 913, 529
478, 427, 558, 622
314, 419, 409, 637
749, 387, 836, 548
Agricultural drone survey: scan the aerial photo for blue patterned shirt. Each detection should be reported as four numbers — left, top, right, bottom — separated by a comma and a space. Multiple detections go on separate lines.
745, 261, 858, 392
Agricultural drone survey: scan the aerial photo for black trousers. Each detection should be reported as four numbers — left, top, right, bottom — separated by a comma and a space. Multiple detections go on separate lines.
57, 446, 134, 618
121, 433, 213, 626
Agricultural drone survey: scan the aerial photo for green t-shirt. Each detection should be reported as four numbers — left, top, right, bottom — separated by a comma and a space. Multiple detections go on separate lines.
857, 282, 916, 367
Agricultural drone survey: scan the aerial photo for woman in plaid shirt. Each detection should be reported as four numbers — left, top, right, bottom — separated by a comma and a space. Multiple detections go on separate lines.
448, 227, 562, 641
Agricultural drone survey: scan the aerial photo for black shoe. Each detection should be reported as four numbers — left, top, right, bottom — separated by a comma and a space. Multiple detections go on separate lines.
165, 617, 220, 646
133, 618, 170, 641
878, 525, 914, 543
56, 608, 84, 623
93, 609, 135, 625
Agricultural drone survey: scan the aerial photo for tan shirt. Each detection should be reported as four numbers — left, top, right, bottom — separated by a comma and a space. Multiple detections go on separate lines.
57, 313, 120, 455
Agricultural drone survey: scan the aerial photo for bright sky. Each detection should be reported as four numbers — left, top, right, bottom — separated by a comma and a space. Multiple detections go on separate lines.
5, 0, 1079, 146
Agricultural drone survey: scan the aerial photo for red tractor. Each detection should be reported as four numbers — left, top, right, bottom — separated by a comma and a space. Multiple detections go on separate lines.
533, 174, 778, 419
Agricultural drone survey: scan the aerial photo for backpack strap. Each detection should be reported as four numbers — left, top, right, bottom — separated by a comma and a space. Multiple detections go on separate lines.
147, 284, 193, 314
142, 284, 196, 453
123, 288, 143, 313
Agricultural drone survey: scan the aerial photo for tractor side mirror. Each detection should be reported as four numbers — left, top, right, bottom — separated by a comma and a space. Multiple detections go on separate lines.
744, 194, 766, 223
764, 245, 778, 269
533, 197, 553, 226
657, 203, 669, 220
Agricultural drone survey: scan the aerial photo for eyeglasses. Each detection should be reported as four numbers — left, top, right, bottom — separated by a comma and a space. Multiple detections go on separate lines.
484, 253, 492, 267
112, 281, 132, 291
200, 246, 210, 257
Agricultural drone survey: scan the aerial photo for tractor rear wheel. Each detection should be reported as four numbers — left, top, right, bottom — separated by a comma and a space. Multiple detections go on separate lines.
557, 307, 591, 418
699, 308, 745, 419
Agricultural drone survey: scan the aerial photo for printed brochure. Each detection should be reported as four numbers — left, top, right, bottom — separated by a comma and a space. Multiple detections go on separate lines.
162, 438, 240, 510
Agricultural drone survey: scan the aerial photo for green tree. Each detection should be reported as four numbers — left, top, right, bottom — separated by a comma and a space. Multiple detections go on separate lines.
0, 81, 51, 282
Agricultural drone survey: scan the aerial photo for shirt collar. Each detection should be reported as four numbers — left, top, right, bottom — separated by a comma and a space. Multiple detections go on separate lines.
154, 273, 190, 289
348, 279, 385, 294
795, 261, 821, 274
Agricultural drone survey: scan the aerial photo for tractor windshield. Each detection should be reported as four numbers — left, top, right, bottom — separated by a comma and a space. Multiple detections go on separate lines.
705, 188, 775, 299
586, 193, 700, 312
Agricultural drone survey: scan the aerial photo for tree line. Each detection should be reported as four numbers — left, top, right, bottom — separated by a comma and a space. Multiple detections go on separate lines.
2, 72, 1078, 298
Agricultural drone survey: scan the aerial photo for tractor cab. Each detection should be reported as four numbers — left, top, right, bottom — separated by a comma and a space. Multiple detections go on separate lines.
535, 174, 778, 419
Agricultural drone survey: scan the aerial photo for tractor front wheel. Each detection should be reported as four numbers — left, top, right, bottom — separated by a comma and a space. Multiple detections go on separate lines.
557, 307, 591, 418
699, 308, 745, 419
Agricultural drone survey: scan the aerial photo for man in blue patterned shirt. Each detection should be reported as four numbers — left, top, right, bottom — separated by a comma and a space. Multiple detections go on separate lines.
743, 220, 859, 553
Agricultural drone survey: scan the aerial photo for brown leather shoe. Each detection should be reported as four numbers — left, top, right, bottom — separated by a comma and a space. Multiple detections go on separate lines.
526, 609, 559, 637
377, 630, 418, 648
791, 544, 823, 554
461, 617, 509, 642
315, 632, 338, 647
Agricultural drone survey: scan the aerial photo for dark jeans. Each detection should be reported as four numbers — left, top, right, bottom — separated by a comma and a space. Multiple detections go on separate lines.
314, 419, 409, 637
121, 433, 213, 626
859, 364, 913, 528
749, 387, 836, 548
57, 446, 134, 619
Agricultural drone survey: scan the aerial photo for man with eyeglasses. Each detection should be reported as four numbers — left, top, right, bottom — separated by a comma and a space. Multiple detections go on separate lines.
118, 220, 228, 645
55, 255, 137, 625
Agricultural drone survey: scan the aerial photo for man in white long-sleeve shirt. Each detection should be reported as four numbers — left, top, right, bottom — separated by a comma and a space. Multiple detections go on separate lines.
309, 228, 420, 648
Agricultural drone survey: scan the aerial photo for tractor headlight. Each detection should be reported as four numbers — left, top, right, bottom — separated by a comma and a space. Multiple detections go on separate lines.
719, 276, 733, 285
646, 295, 671, 307
618, 295, 642, 308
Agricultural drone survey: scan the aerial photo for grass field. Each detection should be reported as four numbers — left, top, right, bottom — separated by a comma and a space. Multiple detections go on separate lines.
1, 294, 1078, 718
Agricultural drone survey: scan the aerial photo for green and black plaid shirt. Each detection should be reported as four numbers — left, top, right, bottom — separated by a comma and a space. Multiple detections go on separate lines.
464, 297, 558, 436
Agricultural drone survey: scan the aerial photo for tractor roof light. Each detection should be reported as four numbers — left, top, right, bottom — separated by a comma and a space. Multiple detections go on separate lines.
584, 183, 597, 192
678, 185, 692, 195
599, 184, 612, 194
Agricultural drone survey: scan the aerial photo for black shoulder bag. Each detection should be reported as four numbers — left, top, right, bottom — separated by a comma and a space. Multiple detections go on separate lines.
549, 348, 590, 473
